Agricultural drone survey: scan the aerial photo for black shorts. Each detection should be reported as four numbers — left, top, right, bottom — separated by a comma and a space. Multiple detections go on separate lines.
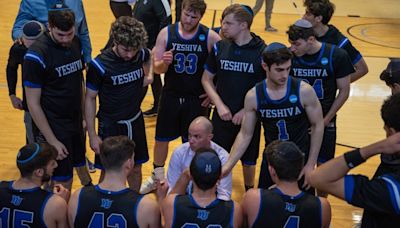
155, 92, 207, 142
212, 112, 261, 165
318, 121, 337, 163
33, 126, 85, 181
95, 112, 149, 169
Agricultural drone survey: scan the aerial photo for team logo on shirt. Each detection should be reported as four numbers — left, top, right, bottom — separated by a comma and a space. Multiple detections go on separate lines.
197, 209, 210, 221
101, 198, 113, 209
285, 202, 296, 212
11, 195, 23, 206
199, 34, 206, 41
289, 95, 298, 104
321, 57, 329, 65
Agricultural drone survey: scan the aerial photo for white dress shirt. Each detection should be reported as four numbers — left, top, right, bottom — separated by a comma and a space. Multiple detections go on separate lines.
167, 141, 233, 200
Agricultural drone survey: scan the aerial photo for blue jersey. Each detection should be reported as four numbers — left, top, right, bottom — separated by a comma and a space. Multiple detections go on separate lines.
164, 23, 209, 97
252, 188, 321, 228
0, 181, 52, 228
74, 185, 143, 228
256, 77, 310, 156
172, 195, 234, 228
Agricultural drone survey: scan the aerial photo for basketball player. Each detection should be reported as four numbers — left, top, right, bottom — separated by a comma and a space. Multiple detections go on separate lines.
7, 21, 45, 144
162, 149, 242, 227
85, 16, 152, 192
243, 141, 331, 228
288, 20, 354, 191
68, 136, 161, 228
140, 0, 220, 194
380, 59, 400, 95
133, 0, 172, 116
12, 0, 92, 63
310, 94, 400, 227
0, 143, 68, 228
303, 0, 368, 82
23, 5, 86, 191
202, 4, 267, 191
222, 43, 324, 192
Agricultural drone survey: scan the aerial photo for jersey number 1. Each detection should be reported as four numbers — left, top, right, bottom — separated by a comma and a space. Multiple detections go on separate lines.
276, 119, 289, 141
174, 53, 198, 74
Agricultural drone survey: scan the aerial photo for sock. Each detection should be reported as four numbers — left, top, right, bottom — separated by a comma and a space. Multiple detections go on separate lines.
153, 163, 164, 170
245, 185, 254, 191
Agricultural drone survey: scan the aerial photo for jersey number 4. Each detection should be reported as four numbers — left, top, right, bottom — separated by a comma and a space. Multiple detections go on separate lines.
0, 208, 34, 228
284, 216, 300, 228
174, 53, 198, 74
88, 212, 127, 228
303, 79, 324, 99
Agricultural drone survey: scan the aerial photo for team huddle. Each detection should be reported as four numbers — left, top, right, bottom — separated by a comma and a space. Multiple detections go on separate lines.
2, 0, 400, 227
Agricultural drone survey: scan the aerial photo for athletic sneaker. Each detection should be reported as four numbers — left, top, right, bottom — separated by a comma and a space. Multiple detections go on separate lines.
143, 106, 158, 117
140, 167, 164, 194
86, 157, 96, 173
265, 26, 278, 32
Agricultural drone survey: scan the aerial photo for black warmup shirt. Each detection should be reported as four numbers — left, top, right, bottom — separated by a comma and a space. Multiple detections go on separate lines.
317, 25, 362, 65
291, 43, 354, 116
164, 23, 209, 97
133, 0, 172, 48
86, 48, 150, 121
23, 33, 84, 133
0, 181, 52, 228
172, 194, 234, 228
7, 43, 28, 111
255, 77, 310, 156
252, 187, 321, 228
205, 33, 266, 114
74, 185, 143, 228
344, 172, 400, 228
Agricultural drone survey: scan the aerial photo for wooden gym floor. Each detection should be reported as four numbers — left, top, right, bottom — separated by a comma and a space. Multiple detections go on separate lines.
0, 0, 399, 227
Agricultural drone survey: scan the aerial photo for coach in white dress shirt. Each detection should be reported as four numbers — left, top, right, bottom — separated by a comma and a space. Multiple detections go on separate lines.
167, 116, 232, 200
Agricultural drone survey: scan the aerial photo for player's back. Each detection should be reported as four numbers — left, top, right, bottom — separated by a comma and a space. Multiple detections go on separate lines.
73, 185, 142, 228
172, 194, 234, 228
252, 188, 321, 228
0, 181, 52, 228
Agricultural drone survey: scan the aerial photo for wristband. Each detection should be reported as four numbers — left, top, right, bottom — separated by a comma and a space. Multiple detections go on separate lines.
343, 148, 365, 169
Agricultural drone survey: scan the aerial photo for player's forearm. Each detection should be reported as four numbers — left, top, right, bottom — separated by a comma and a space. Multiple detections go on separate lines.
169, 172, 190, 195
324, 87, 350, 123
153, 60, 168, 74
28, 102, 58, 143
201, 73, 225, 109
226, 132, 252, 170
307, 120, 324, 165
85, 96, 97, 137
6, 67, 18, 96
350, 58, 368, 83
310, 155, 349, 189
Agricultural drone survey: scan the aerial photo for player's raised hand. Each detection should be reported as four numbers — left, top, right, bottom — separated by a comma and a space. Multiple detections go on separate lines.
162, 49, 174, 65
53, 184, 70, 202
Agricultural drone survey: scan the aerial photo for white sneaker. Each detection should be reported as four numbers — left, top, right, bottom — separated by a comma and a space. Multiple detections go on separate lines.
140, 167, 165, 194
